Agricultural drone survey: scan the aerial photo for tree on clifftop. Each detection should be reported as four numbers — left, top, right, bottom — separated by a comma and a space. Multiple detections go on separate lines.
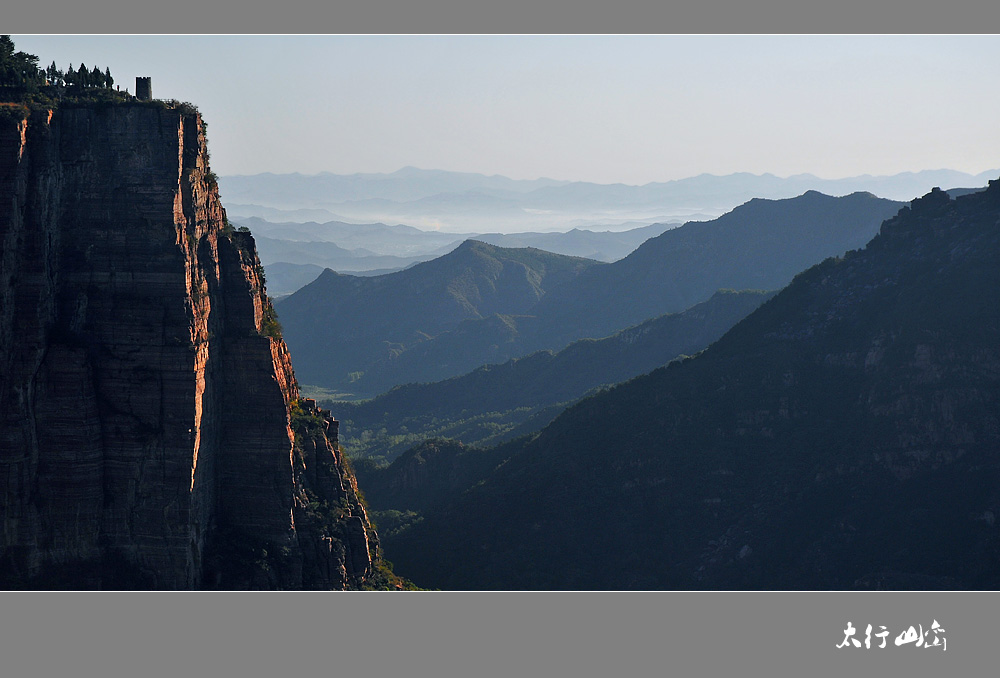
0, 35, 44, 90
1, 35, 121, 106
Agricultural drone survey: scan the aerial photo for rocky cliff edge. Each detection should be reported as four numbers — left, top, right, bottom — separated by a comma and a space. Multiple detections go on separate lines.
0, 104, 382, 589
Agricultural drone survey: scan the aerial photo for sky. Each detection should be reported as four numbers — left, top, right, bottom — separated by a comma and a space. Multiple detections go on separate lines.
12, 35, 1000, 185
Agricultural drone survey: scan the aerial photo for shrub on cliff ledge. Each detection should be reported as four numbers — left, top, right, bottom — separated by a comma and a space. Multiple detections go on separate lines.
260, 304, 283, 339
290, 399, 327, 438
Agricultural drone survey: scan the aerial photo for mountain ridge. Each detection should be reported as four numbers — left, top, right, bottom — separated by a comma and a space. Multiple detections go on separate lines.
277, 190, 902, 396
277, 240, 604, 392
382, 181, 1000, 590
525, 190, 904, 345
337, 289, 776, 461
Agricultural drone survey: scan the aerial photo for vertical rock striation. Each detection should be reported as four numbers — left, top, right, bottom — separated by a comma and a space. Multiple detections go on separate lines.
0, 104, 375, 589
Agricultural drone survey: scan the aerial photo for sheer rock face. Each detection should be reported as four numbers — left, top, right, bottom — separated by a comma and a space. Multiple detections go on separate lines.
0, 105, 373, 589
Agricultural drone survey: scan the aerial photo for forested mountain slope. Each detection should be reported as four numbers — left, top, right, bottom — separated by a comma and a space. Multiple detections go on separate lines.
338, 289, 774, 461
385, 184, 1000, 590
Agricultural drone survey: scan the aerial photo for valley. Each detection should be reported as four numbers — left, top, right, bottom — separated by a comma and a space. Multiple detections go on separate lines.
4, 34, 999, 594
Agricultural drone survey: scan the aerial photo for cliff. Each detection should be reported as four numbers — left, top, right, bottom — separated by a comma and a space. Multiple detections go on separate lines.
0, 104, 379, 589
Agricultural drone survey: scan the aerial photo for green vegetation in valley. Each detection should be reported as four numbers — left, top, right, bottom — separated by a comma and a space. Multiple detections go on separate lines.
288, 399, 420, 590
330, 289, 774, 464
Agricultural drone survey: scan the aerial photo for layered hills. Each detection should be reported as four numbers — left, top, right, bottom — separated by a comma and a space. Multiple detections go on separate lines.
278, 191, 902, 396
220, 166, 995, 233
466, 223, 678, 263
277, 241, 603, 394
242, 216, 679, 296
339, 289, 775, 461
383, 183, 1000, 590
233, 215, 470, 257
0, 103, 399, 590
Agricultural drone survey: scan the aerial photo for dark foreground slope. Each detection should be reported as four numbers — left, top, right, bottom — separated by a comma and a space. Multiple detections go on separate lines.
386, 184, 1000, 590
339, 289, 775, 461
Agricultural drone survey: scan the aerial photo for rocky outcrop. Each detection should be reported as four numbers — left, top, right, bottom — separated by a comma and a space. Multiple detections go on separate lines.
0, 104, 375, 589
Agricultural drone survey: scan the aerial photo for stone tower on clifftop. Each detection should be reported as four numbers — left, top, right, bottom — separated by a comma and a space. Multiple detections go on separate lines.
136, 77, 152, 101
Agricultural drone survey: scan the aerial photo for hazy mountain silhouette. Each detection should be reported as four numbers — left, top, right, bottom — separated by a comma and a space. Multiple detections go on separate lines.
220, 167, 993, 232
254, 234, 439, 273
219, 167, 569, 208
469, 223, 677, 262
278, 191, 903, 396
235, 216, 470, 256
277, 241, 602, 392
262, 262, 326, 297
242, 215, 679, 268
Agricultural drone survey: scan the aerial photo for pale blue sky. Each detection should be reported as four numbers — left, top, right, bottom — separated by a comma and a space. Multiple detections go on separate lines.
13, 35, 1000, 184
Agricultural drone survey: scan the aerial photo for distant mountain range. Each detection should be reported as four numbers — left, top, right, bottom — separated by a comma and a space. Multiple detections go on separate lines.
242, 216, 680, 264
219, 166, 996, 232
264, 262, 420, 299
382, 181, 1000, 590
240, 216, 681, 296
235, 216, 471, 257
464, 223, 677, 262
277, 190, 902, 396
221, 166, 569, 205
253, 234, 438, 270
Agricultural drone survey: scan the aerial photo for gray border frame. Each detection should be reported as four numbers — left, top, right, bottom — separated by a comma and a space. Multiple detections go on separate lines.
3, 3, 1000, 676
0, 591, 995, 676
5, 0, 1000, 33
